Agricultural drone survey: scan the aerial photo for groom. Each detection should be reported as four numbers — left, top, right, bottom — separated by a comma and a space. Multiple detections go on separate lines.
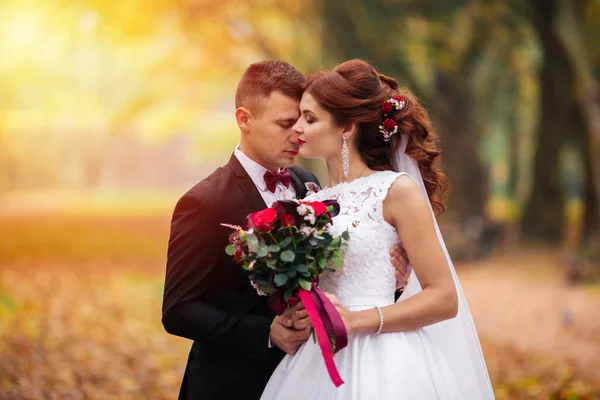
162, 61, 318, 400
162, 60, 410, 400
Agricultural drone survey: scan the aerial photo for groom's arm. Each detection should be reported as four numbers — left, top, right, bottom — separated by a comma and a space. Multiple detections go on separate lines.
161, 192, 278, 362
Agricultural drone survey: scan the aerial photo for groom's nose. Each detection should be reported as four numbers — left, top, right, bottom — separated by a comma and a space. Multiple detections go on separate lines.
290, 129, 301, 143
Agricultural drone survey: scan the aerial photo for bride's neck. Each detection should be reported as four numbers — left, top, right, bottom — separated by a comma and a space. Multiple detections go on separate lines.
326, 153, 371, 187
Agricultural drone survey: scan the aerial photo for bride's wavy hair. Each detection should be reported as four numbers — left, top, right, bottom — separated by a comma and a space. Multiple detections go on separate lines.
304, 59, 448, 215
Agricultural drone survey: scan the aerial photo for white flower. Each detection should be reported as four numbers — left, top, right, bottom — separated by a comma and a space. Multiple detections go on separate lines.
388, 98, 406, 111
297, 204, 314, 216
304, 213, 316, 224
299, 226, 313, 237
248, 260, 256, 271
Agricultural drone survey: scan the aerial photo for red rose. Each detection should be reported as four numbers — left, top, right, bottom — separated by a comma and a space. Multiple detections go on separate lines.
249, 207, 278, 232
310, 201, 328, 216
381, 102, 393, 113
393, 95, 403, 102
383, 118, 397, 131
234, 250, 243, 262
281, 213, 295, 227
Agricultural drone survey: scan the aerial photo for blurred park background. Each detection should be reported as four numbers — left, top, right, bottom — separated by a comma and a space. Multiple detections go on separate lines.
1, 0, 599, 399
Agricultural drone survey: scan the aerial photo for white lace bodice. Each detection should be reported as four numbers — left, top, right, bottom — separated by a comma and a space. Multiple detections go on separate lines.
306, 171, 404, 307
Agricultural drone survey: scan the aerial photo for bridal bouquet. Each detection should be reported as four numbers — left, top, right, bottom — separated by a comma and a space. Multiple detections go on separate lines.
222, 199, 349, 387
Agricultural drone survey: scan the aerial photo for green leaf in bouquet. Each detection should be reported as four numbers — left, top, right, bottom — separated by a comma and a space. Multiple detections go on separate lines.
308, 237, 319, 246
331, 249, 344, 270
250, 275, 272, 287
296, 264, 308, 273
258, 285, 276, 296
298, 277, 312, 291
266, 258, 278, 269
319, 215, 332, 227
305, 253, 315, 260
225, 245, 237, 256
274, 273, 289, 287
327, 237, 341, 250
287, 269, 297, 278
268, 244, 281, 253
341, 230, 350, 241
300, 269, 311, 277
257, 244, 269, 258
295, 245, 308, 255
245, 233, 260, 253
280, 250, 296, 263
245, 232, 258, 245
317, 254, 327, 269
279, 236, 292, 248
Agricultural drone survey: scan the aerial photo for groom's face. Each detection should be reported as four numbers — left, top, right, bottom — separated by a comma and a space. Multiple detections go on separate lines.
243, 91, 301, 171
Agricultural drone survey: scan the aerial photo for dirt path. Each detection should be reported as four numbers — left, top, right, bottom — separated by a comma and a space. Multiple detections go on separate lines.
457, 250, 600, 383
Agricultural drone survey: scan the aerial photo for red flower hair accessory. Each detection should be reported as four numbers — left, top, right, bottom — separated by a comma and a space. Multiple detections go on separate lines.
379, 95, 405, 141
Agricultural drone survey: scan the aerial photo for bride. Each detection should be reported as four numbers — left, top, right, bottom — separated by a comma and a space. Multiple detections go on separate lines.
260, 59, 494, 399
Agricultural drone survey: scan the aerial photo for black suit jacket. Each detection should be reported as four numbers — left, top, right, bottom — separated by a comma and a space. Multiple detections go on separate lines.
162, 154, 320, 400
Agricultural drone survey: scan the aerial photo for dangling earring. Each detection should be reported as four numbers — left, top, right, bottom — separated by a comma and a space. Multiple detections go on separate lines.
342, 135, 349, 179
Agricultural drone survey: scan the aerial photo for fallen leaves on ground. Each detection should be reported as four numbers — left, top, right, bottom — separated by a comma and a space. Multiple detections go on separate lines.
0, 213, 598, 399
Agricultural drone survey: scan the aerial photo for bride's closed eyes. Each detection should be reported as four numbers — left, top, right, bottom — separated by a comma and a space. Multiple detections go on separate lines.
300, 109, 317, 124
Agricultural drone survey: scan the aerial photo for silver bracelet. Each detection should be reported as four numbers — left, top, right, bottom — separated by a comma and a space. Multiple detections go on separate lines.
375, 306, 384, 334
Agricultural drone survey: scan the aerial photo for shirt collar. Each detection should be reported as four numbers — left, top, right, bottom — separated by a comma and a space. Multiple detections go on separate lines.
234, 145, 272, 192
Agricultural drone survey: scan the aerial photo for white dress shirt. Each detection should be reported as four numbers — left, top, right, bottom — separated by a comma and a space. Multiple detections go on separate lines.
234, 145, 296, 206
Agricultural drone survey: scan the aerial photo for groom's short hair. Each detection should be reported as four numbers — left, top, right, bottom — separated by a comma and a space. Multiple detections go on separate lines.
235, 60, 305, 117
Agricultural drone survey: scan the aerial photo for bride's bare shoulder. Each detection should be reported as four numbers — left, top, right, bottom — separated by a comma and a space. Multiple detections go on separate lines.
383, 174, 430, 224
387, 173, 422, 201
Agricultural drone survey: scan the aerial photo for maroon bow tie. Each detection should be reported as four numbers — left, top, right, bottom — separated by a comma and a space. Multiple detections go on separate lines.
263, 169, 292, 193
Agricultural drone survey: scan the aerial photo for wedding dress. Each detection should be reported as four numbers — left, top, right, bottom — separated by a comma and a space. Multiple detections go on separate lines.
262, 170, 484, 399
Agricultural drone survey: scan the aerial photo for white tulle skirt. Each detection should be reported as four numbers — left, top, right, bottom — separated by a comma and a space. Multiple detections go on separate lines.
261, 302, 466, 400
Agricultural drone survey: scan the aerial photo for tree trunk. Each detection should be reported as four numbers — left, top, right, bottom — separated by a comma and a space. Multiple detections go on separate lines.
436, 112, 487, 220
555, 0, 600, 251
521, 0, 569, 243
582, 143, 600, 245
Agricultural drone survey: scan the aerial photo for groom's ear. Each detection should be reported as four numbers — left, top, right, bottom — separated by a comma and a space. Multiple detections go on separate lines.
235, 107, 252, 133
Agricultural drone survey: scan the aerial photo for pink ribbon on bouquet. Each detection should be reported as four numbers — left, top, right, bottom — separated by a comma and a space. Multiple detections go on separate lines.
298, 284, 348, 387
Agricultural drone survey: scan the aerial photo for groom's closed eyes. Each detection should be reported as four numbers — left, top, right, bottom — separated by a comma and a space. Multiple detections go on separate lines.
276, 118, 298, 130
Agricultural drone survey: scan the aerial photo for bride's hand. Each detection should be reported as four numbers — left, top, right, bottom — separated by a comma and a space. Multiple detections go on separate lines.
324, 293, 355, 334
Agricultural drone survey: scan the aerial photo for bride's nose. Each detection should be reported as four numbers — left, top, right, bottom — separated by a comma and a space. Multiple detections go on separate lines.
292, 121, 303, 134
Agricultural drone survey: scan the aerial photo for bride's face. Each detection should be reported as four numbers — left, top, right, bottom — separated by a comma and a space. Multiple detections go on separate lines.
293, 93, 343, 160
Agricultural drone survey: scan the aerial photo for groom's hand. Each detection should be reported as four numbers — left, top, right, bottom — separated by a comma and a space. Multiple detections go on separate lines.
270, 316, 311, 356
390, 243, 411, 290
290, 303, 311, 330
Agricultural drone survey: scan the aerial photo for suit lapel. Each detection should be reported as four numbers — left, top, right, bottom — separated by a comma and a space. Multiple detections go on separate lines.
228, 154, 267, 212
289, 168, 307, 199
